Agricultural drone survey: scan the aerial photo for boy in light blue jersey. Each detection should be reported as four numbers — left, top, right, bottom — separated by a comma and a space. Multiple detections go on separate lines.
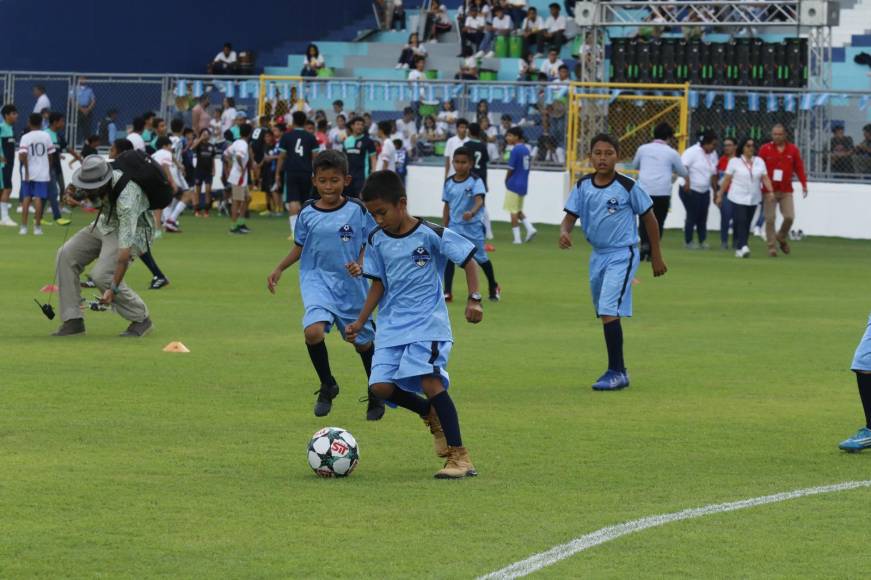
345, 170, 483, 479
442, 146, 500, 302
267, 150, 383, 421
559, 133, 668, 391
838, 314, 871, 452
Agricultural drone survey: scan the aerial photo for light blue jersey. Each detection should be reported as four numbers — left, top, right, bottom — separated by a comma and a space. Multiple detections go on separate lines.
295, 198, 376, 326
442, 174, 487, 240
852, 314, 871, 372
364, 220, 475, 349
564, 172, 654, 251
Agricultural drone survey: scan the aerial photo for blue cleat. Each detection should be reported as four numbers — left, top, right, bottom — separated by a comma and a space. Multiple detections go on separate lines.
592, 369, 630, 391
838, 427, 871, 453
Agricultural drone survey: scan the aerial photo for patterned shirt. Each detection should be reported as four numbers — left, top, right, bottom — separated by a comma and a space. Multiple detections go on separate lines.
95, 170, 154, 254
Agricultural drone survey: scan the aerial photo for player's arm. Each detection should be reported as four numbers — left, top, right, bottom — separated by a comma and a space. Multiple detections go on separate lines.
267, 244, 302, 293
559, 212, 576, 249
274, 149, 287, 185
640, 209, 667, 277
345, 280, 385, 342
346, 245, 367, 278
462, 259, 483, 324
463, 194, 484, 222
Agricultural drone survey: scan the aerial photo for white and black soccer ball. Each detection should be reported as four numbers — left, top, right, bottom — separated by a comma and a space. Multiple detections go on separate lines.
307, 427, 359, 478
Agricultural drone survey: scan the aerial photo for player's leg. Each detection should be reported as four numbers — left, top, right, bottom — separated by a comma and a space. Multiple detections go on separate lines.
840, 319, 871, 452
518, 199, 537, 241
33, 196, 44, 232
592, 248, 638, 390
304, 321, 340, 417
338, 314, 383, 421
20, 191, 31, 233
776, 193, 794, 254
504, 191, 522, 244
140, 250, 169, 289
473, 237, 499, 300
482, 206, 494, 240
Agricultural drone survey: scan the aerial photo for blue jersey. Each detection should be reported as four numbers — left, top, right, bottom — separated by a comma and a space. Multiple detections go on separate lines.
564, 172, 654, 251
364, 220, 475, 348
442, 174, 487, 240
506, 143, 531, 195
295, 197, 377, 321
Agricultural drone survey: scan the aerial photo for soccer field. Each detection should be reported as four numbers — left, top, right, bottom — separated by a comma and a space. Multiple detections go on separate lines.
2, 213, 870, 578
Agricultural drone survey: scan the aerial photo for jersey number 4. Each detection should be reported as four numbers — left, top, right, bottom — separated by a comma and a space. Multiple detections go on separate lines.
295, 140, 305, 157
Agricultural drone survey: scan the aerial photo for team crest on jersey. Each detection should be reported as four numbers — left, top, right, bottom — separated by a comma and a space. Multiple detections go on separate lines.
338, 224, 354, 242
412, 246, 431, 267
607, 197, 619, 214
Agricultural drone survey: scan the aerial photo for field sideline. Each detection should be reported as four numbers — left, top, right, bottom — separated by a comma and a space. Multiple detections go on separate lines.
2, 212, 870, 578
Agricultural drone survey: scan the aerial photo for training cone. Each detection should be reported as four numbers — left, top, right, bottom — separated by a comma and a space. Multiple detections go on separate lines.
162, 341, 190, 353
41, 284, 59, 293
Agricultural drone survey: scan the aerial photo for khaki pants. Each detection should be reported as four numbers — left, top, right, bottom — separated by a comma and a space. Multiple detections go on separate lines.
764, 192, 795, 250
56, 225, 149, 323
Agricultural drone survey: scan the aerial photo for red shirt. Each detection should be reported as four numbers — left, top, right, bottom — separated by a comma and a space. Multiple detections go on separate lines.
757, 141, 807, 194
717, 155, 731, 192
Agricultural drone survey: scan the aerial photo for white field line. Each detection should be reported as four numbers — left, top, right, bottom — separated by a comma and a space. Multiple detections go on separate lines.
479, 480, 871, 580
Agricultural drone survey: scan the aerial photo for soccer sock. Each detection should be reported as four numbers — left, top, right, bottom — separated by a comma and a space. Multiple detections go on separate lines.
603, 319, 625, 372
138, 251, 165, 279
289, 214, 298, 233
512, 226, 522, 243
430, 391, 462, 447
306, 340, 334, 385
483, 207, 493, 239
521, 217, 535, 233
170, 201, 186, 222
387, 387, 430, 416
0, 202, 8, 220
480, 260, 497, 295
358, 344, 374, 378
857, 373, 871, 429
444, 261, 455, 294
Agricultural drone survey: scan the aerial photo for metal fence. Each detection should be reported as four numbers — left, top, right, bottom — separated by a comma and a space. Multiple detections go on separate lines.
0, 70, 869, 182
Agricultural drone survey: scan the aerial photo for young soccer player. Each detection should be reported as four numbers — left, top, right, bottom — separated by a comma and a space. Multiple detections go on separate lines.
342, 116, 378, 199
345, 170, 483, 479
442, 146, 500, 302
839, 315, 871, 452
464, 122, 495, 242
162, 119, 196, 231
18, 113, 56, 236
504, 127, 537, 244
0, 104, 18, 226
267, 150, 384, 420
276, 111, 320, 238
260, 131, 282, 214
559, 133, 667, 391
224, 123, 252, 234
193, 128, 216, 216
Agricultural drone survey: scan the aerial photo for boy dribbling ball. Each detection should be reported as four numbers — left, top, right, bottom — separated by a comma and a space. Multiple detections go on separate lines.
345, 170, 483, 479
838, 314, 871, 452
267, 150, 383, 420
559, 133, 667, 391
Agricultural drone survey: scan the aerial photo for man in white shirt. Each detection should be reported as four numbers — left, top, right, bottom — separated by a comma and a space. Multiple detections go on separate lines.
32, 86, 51, 115
444, 118, 470, 178
224, 123, 252, 234
220, 97, 237, 136
543, 3, 567, 52
491, 5, 514, 37
540, 49, 565, 80
126, 116, 147, 152
212, 43, 238, 75
18, 114, 56, 235
463, 5, 487, 56
376, 120, 397, 171
521, 6, 545, 57
631, 123, 688, 260
395, 107, 418, 153
328, 114, 348, 150
680, 130, 719, 249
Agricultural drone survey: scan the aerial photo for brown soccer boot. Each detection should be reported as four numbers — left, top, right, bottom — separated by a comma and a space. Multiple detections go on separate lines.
434, 446, 478, 479
423, 407, 449, 458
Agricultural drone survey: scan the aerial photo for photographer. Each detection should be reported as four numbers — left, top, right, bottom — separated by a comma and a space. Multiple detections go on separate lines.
53, 155, 154, 337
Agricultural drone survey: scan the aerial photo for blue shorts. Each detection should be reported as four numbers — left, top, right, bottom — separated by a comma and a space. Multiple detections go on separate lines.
589, 246, 640, 318
454, 226, 488, 264
21, 181, 49, 200
370, 340, 452, 395
303, 305, 375, 346
851, 314, 871, 372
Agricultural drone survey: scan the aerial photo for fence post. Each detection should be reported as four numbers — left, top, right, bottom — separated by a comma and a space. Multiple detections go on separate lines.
67, 74, 77, 147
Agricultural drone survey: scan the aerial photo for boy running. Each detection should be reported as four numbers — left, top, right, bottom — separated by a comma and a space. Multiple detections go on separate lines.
346, 170, 483, 479
162, 119, 196, 231
559, 133, 667, 390
267, 150, 383, 420
193, 128, 216, 216
464, 122, 495, 242
442, 146, 500, 302
224, 123, 252, 234
0, 104, 18, 226
504, 127, 536, 244
18, 113, 56, 235
276, 111, 320, 238
838, 314, 871, 452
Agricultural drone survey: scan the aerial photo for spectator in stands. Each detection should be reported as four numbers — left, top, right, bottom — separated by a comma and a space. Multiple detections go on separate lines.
211, 43, 238, 75
520, 6, 545, 58
301, 44, 325, 77
289, 86, 313, 116
426, 2, 453, 42
507, 0, 528, 28
491, 4, 514, 39
392, 0, 406, 30
456, 47, 479, 79
98, 109, 119, 146
855, 124, 871, 175
462, 4, 488, 57
329, 114, 348, 150
519, 53, 539, 81
417, 114, 445, 157
376, 0, 405, 30
191, 95, 211, 134
397, 32, 428, 69
479, 115, 500, 161
74, 77, 96, 143
540, 48, 565, 80
476, 100, 494, 126
543, 3, 567, 52
552, 64, 571, 83
32, 85, 51, 114
395, 107, 418, 154
831, 124, 855, 174
438, 99, 458, 136
758, 124, 808, 256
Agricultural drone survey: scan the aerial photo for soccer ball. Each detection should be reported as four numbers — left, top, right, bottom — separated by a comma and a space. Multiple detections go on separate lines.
307, 427, 359, 477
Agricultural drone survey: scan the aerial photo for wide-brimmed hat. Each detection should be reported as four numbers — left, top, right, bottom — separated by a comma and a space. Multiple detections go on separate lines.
71, 155, 114, 190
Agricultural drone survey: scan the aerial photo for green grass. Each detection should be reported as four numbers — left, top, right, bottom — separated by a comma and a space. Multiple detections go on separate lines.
2, 211, 870, 578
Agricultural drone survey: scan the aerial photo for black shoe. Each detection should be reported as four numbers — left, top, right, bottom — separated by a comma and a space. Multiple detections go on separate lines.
230, 226, 245, 235
313, 381, 339, 417
238, 224, 250, 233
80, 276, 97, 289
149, 276, 170, 290
360, 392, 385, 421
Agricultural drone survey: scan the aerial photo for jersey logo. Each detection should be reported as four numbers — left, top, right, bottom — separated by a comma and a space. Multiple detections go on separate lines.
412, 246, 431, 267
607, 197, 619, 214
339, 224, 354, 242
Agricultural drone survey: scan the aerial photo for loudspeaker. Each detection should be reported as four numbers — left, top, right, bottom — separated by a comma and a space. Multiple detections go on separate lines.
573, 1, 595, 26
800, 0, 839, 26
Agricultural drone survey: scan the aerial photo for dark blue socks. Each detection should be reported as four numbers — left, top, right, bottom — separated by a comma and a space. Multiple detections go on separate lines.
603, 319, 625, 372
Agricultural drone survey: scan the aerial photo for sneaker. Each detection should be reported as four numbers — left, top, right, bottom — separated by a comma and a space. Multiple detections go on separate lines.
592, 369, 630, 391
33, 226, 43, 236
444, 292, 453, 303
768, 248, 778, 257
19, 225, 27, 235
512, 240, 522, 245
435, 446, 478, 479
41, 219, 54, 225
778, 239, 791, 255
700, 242, 710, 250
238, 224, 250, 233
395, 63, 403, 69
61, 207, 72, 215
484, 243, 495, 252
364, 391, 385, 421
80, 276, 97, 289
740, 245, 751, 258
120, 317, 153, 337
55, 218, 71, 226
149, 276, 170, 290
164, 220, 181, 233
230, 226, 245, 235
753, 226, 763, 237
423, 407, 449, 458
194, 210, 201, 217
735, 249, 744, 258
489, 285, 501, 302
684, 241, 699, 250
524, 228, 537, 243
52, 318, 85, 336
153, 229, 163, 240
484, 50, 495, 58
838, 426, 871, 452
0, 217, 17, 226
313, 381, 339, 417
720, 242, 729, 250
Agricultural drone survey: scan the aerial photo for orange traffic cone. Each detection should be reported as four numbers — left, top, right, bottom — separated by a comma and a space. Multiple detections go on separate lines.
162, 341, 190, 353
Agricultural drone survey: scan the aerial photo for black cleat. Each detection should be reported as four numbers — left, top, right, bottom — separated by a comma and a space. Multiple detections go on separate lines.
149, 276, 170, 290
313, 381, 339, 417
361, 392, 385, 421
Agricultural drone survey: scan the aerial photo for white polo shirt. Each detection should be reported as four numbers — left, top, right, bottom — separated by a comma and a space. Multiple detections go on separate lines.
378, 138, 397, 172
632, 140, 687, 197
444, 134, 469, 176
540, 58, 564, 80
33, 93, 51, 114
681, 143, 718, 194
492, 14, 513, 32
545, 15, 566, 33
126, 132, 146, 152
724, 156, 767, 206
18, 130, 56, 182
